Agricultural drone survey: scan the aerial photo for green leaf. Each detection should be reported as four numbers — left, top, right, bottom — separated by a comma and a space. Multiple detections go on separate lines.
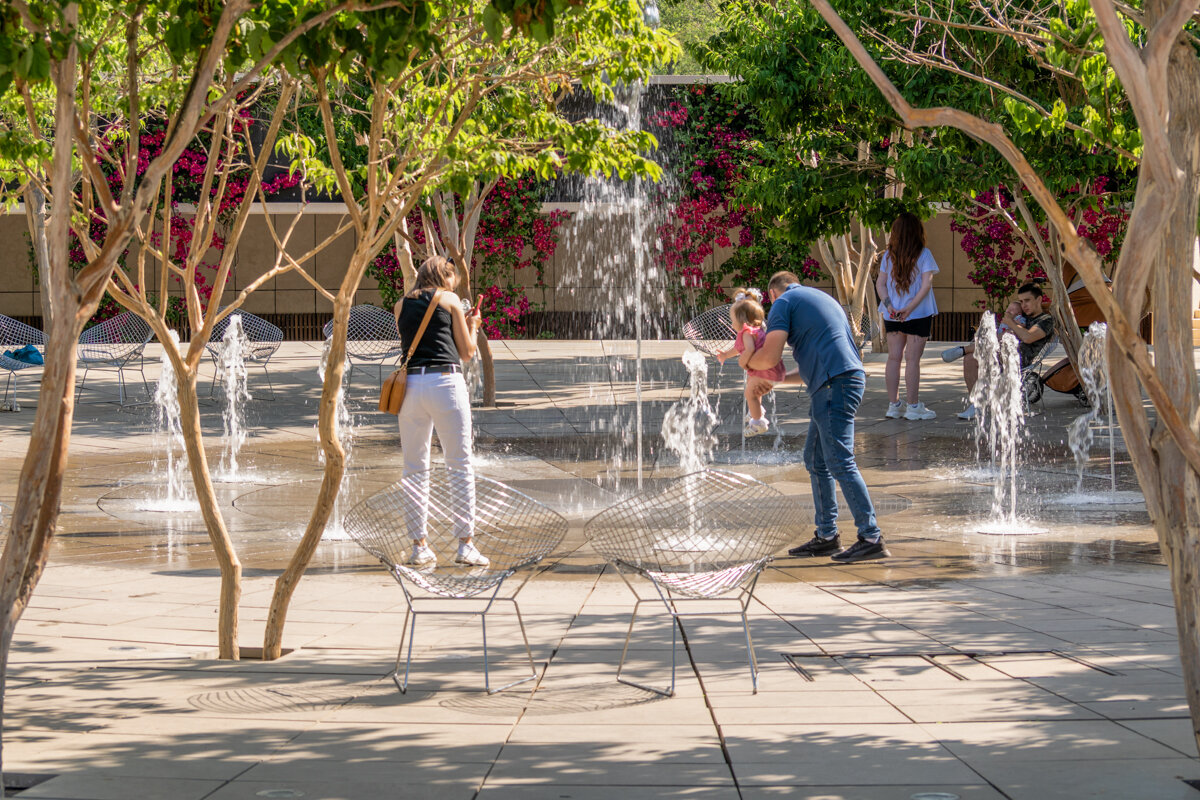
482, 6, 503, 43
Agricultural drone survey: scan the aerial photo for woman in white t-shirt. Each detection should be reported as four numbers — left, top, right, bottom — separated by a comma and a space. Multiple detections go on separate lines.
875, 212, 939, 420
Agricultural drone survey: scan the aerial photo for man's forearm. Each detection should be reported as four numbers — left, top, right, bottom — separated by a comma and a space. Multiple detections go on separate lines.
778, 368, 805, 386
746, 350, 773, 370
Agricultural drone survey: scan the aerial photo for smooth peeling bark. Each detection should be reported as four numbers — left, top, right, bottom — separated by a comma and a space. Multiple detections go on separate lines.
0, 10, 84, 778
261, 263, 360, 660
0, 313, 84, 777
476, 329, 496, 406
1133, 16, 1200, 753
174, 363, 242, 658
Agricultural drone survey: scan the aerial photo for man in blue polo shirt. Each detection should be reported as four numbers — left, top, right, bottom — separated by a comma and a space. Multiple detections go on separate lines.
746, 271, 888, 563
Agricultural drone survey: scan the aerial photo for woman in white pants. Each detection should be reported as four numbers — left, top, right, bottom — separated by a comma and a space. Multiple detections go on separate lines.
395, 256, 486, 566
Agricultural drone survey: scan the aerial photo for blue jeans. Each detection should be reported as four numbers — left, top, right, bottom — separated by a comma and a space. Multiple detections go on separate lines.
803, 370, 881, 543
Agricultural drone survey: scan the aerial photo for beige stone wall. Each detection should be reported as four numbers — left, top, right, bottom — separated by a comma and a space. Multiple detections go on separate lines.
524, 208, 984, 315
0, 207, 981, 323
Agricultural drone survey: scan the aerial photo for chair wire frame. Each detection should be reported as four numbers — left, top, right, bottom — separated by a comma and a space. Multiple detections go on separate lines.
682, 304, 735, 357
342, 467, 569, 694
204, 311, 284, 400
0, 314, 45, 409
584, 469, 795, 697
76, 311, 154, 405
322, 305, 405, 392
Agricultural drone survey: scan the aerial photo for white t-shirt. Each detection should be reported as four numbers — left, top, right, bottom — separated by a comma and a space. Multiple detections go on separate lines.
878, 247, 939, 320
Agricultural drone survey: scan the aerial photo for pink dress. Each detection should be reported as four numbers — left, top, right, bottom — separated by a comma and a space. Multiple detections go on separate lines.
734, 324, 786, 381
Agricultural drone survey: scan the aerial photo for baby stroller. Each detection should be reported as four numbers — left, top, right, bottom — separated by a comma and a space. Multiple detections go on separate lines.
1030, 355, 1090, 407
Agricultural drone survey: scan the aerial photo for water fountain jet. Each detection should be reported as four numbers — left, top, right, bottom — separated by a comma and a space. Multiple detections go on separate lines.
318, 339, 356, 540
1060, 322, 1143, 506
139, 330, 200, 513
215, 314, 251, 482
969, 313, 1046, 535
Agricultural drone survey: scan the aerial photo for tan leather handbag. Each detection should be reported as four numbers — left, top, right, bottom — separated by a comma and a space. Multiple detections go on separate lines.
379, 289, 442, 415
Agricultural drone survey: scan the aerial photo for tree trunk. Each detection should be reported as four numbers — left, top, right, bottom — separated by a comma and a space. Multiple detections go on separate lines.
0, 15, 84, 777
24, 189, 53, 330
261, 264, 357, 660
1151, 26, 1200, 754
1107, 10, 1200, 756
175, 367, 242, 658
477, 329, 496, 406
0, 316, 83, 778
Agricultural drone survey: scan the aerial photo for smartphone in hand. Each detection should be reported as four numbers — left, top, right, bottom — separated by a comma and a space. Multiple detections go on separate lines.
469, 294, 484, 316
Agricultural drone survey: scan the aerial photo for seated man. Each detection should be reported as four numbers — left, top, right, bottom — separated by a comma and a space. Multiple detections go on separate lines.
941, 282, 1054, 420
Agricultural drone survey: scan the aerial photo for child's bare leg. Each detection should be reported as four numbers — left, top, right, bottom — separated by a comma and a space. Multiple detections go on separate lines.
744, 384, 763, 419
745, 377, 773, 419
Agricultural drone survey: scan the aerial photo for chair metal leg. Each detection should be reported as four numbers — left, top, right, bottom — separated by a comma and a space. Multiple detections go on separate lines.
392, 604, 417, 693
741, 572, 763, 693
136, 362, 152, 405
616, 598, 677, 697
258, 363, 277, 401
207, 355, 220, 399
389, 580, 536, 695
483, 598, 538, 694
0, 372, 13, 410
741, 610, 759, 693
76, 366, 91, 401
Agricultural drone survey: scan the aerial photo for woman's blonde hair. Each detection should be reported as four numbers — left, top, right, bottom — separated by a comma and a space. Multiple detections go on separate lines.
407, 255, 459, 297
730, 287, 766, 327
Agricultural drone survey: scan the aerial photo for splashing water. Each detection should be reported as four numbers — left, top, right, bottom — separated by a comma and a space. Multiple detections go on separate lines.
1068, 322, 1109, 493
661, 350, 718, 473
1057, 322, 1142, 506
140, 330, 199, 512
556, 80, 677, 492
969, 313, 1043, 533
215, 315, 251, 482
318, 339, 356, 540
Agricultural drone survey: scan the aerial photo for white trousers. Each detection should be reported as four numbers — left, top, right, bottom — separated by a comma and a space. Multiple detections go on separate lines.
397, 372, 474, 540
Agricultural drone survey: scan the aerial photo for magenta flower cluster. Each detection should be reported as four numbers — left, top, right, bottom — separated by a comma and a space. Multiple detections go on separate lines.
76, 110, 296, 326
950, 182, 1127, 313
368, 176, 571, 338
650, 87, 758, 302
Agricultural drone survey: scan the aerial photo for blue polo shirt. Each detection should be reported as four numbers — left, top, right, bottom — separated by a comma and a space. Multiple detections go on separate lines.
766, 284, 862, 393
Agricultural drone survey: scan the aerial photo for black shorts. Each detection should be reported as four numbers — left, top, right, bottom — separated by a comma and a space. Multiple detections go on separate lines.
883, 315, 934, 338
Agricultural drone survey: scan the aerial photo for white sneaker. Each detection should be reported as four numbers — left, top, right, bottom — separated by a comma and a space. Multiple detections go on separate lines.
904, 402, 936, 420
409, 543, 436, 566
885, 401, 904, 419
456, 540, 490, 567
743, 417, 769, 437
957, 403, 977, 420
941, 346, 965, 363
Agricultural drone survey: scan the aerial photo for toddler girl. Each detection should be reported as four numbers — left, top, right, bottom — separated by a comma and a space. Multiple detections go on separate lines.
717, 288, 786, 436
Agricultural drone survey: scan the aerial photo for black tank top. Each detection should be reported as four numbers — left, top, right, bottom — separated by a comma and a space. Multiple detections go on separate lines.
397, 291, 459, 369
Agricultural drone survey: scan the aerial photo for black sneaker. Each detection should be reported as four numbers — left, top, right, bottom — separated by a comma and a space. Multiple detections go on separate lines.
831, 538, 890, 563
788, 534, 841, 558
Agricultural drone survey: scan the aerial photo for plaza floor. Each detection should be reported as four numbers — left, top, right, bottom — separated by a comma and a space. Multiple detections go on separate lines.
0, 341, 1191, 799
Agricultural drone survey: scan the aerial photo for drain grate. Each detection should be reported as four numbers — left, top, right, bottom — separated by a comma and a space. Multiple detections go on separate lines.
780, 649, 1122, 681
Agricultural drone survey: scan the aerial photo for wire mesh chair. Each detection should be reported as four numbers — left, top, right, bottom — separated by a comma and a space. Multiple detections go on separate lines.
583, 469, 795, 696
343, 467, 569, 694
683, 304, 735, 357
77, 312, 154, 405
322, 305, 404, 392
205, 311, 284, 400
0, 315, 45, 410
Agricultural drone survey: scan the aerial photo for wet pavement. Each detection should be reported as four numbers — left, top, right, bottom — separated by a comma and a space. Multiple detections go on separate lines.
0, 340, 1189, 800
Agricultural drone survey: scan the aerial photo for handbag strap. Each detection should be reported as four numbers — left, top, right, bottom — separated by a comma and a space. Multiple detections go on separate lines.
399, 288, 443, 368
